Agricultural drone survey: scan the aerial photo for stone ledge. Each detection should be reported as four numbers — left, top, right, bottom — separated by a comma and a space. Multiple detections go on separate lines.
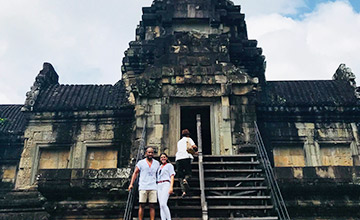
275, 166, 360, 184
37, 168, 130, 200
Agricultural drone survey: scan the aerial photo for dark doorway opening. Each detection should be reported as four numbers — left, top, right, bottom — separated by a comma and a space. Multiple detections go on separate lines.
180, 106, 212, 155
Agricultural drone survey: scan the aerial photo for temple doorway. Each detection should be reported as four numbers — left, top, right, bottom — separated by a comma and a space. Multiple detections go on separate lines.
180, 106, 212, 155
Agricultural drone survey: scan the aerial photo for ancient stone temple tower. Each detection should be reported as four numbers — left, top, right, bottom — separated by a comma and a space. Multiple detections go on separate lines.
1, 0, 360, 219
122, 0, 265, 156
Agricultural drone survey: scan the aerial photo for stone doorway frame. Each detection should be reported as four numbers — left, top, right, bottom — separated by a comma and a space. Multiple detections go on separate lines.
169, 98, 220, 156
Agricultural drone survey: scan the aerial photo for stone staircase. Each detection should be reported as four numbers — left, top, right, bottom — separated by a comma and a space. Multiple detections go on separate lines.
133, 149, 279, 220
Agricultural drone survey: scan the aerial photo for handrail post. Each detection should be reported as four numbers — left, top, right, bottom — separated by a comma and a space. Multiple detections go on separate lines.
197, 114, 208, 220
253, 121, 291, 220
124, 121, 147, 220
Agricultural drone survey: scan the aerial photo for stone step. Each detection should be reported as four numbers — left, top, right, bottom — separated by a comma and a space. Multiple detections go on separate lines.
135, 205, 201, 210
203, 154, 257, 158
174, 186, 268, 191
203, 154, 258, 161
134, 217, 278, 220
170, 161, 260, 167
209, 218, 278, 220
160, 154, 259, 163
204, 177, 265, 182
237, 145, 257, 153
167, 195, 270, 200
140, 154, 277, 219
208, 205, 274, 210
203, 169, 262, 173
133, 217, 279, 220
205, 186, 269, 191
133, 218, 202, 220
206, 196, 271, 200
203, 161, 259, 165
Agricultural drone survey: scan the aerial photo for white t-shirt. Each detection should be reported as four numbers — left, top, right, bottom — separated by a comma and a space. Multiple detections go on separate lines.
157, 163, 175, 182
175, 137, 195, 161
136, 158, 160, 190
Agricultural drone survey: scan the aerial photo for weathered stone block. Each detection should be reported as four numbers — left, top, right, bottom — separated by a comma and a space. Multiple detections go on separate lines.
162, 77, 170, 84
15, 168, 32, 189
84, 132, 96, 141
183, 67, 190, 75
316, 167, 336, 179
152, 104, 162, 115
162, 67, 174, 76
19, 156, 32, 169
84, 124, 97, 132
2, 165, 16, 181
175, 76, 185, 84
293, 167, 303, 179
199, 56, 211, 66
215, 75, 227, 84
187, 56, 198, 66
232, 85, 253, 95
154, 115, 161, 124
202, 76, 215, 84
33, 132, 42, 141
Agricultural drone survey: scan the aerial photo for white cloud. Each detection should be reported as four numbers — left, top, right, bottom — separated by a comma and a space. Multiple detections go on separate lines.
0, 0, 359, 104
0, 0, 153, 104
235, 0, 306, 16
245, 1, 360, 82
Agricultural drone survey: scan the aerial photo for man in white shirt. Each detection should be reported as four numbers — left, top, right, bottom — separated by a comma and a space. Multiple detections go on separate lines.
129, 147, 160, 220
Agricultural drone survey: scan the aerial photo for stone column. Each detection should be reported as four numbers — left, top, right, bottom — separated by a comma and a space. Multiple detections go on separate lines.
220, 96, 233, 155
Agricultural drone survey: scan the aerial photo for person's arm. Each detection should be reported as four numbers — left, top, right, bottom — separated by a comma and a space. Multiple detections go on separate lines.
190, 138, 198, 153
128, 166, 140, 191
169, 174, 175, 194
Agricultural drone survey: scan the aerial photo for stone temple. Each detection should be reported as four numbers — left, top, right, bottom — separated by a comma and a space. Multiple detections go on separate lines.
1, 0, 360, 219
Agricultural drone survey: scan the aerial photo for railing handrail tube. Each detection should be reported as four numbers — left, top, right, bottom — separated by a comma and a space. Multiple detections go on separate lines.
254, 121, 291, 220
197, 114, 208, 220
124, 121, 147, 220
255, 132, 288, 219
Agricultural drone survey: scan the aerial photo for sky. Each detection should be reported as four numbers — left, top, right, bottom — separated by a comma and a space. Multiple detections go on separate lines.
0, 0, 360, 104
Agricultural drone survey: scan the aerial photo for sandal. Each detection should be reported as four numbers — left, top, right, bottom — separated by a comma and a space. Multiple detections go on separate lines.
181, 192, 187, 198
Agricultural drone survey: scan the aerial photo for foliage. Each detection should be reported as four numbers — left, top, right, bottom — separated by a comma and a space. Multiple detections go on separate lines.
0, 117, 6, 126
135, 79, 161, 97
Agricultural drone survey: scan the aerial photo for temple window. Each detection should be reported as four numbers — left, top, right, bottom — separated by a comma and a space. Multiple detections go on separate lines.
320, 144, 353, 166
85, 147, 118, 169
273, 144, 305, 167
38, 148, 70, 169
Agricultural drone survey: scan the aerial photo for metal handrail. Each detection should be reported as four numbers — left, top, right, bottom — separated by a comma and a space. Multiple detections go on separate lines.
196, 114, 208, 220
254, 121, 291, 220
124, 121, 147, 220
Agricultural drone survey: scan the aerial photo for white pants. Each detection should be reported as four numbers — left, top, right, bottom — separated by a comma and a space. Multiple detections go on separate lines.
157, 182, 171, 220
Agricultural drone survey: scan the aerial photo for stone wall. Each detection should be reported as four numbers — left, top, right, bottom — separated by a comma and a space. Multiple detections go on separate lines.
16, 110, 133, 189
276, 166, 360, 219
0, 136, 23, 193
0, 109, 133, 220
36, 168, 130, 219
259, 121, 360, 167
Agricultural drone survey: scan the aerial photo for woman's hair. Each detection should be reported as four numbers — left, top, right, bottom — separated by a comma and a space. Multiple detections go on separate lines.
181, 129, 191, 137
159, 152, 170, 164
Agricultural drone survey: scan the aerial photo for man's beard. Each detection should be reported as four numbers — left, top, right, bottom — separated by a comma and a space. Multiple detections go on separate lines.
146, 155, 153, 160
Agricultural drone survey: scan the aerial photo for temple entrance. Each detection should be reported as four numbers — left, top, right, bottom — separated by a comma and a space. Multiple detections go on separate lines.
180, 106, 212, 155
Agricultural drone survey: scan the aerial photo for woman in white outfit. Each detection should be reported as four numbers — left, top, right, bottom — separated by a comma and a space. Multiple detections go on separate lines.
157, 153, 175, 220
175, 129, 197, 197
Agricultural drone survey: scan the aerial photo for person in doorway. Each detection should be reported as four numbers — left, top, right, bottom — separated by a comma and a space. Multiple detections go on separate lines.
157, 152, 175, 220
128, 147, 160, 220
175, 129, 197, 197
